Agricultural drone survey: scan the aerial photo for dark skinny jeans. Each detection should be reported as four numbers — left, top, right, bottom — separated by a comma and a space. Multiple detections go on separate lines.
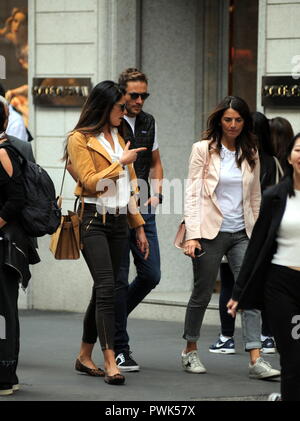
80, 205, 128, 351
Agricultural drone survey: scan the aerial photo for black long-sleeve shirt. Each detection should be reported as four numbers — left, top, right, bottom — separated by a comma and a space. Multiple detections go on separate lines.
0, 148, 25, 223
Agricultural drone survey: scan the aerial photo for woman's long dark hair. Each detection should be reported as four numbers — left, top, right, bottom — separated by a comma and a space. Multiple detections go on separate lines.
285, 132, 300, 197
269, 117, 294, 171
251, 111, 274, 156
203, 96, 257, 170
0, 102, 7, 132
64, 80, 124, 160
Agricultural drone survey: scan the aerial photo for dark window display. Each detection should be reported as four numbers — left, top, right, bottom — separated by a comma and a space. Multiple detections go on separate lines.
229, 0, 258, 111
0, 1, 28, 128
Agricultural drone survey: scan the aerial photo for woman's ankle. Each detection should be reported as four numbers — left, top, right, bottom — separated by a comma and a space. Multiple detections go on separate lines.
103, 349, 120, 374
185, 342, 197, 354
78, 342, 95, 360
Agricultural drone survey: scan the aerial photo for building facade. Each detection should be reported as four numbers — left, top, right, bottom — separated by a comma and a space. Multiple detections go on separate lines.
13, 0, 300, 314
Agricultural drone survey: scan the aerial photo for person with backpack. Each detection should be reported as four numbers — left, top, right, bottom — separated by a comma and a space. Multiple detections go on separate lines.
0, 96, 60, 240
0, 99, 40, 396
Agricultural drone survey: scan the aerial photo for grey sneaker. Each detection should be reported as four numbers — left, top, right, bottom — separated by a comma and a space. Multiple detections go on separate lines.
249, 357, 281, 380
181, 350, 206, 374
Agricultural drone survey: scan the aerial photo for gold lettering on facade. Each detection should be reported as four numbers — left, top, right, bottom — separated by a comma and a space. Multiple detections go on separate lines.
263, 84, 300, 97
32, 85, 89, 97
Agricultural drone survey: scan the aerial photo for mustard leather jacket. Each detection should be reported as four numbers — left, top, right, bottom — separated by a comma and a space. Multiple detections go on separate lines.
67, 130, 145, 229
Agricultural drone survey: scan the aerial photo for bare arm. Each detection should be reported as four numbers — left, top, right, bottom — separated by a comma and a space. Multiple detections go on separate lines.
145, 149, 164, 207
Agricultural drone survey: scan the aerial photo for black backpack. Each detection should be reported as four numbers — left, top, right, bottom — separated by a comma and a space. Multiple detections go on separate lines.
0, 144, 61, 237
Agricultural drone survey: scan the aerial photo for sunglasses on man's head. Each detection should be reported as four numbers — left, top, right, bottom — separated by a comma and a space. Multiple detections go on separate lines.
128, 92, 150, 100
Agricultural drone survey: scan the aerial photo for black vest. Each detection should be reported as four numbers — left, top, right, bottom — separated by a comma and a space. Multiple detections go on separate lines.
120, 111, 155, 183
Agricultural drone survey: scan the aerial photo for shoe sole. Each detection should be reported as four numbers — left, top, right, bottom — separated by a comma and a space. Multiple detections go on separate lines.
118, 366, 140, 372
104, 375, 125, 385
209, 348, 236, 354
249, 372, 281, 379
12, 384, 20, 391
0, 389, 13, 396
183, 368, 207, 374
262, 348, 276, 354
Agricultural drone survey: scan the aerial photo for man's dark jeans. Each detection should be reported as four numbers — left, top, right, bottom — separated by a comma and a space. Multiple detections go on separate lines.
114, 211, 161, 354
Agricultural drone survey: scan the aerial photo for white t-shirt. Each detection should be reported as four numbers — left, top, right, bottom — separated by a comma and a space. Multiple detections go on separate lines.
272, 190, 300, 267
124, 115, 159, 151
215, 145, 245, 232
6, 105, 28, 142
85, 128, 131, 210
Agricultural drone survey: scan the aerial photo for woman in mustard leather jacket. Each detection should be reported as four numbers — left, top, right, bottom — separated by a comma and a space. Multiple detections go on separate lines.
66, 81, 147, 386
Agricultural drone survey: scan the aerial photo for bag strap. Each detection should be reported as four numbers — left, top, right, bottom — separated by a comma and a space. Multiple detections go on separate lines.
273, 156, 284, 184
59, 156, 85, 221
59, 159, 68, 198
74, 196, 85, 221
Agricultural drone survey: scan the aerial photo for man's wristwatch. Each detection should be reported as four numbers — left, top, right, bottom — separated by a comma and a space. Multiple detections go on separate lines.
153, 193, 163, 204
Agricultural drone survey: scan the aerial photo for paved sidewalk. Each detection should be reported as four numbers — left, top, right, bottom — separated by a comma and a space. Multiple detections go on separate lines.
1, 310, 281, 402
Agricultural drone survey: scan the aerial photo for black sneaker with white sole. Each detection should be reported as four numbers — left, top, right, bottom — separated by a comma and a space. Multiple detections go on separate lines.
261, 337, 276, 354
116, 351, 140, 372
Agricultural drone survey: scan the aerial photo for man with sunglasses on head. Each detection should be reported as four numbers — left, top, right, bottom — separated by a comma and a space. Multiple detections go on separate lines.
115, 68, 164, 372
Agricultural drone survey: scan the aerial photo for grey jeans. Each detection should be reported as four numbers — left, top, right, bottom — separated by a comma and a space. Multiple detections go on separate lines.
183, 230, 261, 350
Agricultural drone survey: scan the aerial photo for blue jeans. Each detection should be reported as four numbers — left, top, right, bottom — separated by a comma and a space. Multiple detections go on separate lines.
183, 230, 261, 350
114, 211, 161, 354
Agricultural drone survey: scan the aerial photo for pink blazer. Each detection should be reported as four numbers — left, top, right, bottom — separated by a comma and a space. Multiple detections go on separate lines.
184, 140, 261, 241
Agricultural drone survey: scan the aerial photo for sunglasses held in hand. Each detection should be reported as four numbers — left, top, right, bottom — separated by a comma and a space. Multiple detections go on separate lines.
194, 248, 206, 258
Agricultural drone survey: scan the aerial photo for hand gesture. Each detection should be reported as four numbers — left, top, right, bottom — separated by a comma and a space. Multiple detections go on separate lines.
227, 299, 238, 318
120, 142, 147, 166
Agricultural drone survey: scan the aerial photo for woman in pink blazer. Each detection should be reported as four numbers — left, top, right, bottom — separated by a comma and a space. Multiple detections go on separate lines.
181, 96, 280, 380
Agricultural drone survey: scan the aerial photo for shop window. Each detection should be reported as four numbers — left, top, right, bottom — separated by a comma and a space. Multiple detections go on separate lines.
228, 0, 258, 111
0, 1, 29, 134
